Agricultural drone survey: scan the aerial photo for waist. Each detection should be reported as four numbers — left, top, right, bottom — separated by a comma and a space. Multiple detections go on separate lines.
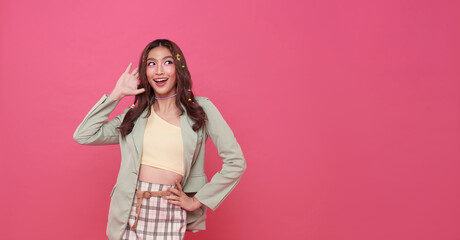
138, 164, 183, 185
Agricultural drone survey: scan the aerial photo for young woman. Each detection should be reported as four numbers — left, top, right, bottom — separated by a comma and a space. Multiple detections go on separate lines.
73, 39, 247, 240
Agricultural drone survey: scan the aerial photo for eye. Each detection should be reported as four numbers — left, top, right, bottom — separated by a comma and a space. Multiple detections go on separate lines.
147, 62, 156, 66
165, 60, 174, 65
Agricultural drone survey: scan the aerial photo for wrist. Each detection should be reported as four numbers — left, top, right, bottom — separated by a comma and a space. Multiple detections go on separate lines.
193, 197, 203, 209
108, 89, 124, 100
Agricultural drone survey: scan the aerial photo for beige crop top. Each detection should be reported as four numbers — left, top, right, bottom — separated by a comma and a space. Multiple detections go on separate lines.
140, 109, 184, 176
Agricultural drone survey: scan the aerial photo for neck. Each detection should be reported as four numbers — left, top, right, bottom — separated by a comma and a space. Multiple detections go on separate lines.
153, 96, 178, 113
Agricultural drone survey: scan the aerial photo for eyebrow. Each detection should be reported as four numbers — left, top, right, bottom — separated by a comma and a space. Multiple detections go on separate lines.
146, 56, 173, 61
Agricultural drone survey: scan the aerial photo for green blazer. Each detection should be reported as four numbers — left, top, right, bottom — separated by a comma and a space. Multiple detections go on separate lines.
73, 94, 247, 240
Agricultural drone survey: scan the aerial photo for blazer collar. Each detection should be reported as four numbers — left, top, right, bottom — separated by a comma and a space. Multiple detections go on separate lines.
131, 104, 198, 176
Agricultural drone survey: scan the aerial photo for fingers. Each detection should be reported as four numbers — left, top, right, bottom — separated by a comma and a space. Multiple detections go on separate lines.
163, 193, 181, 206
164, 195, 180, 201
175, 181, 183, 192
168, 200, 181, 206
168, 187, 181, 196
125, 62, 133, 73
132, 67, 139, 75
135, 88, 145, 95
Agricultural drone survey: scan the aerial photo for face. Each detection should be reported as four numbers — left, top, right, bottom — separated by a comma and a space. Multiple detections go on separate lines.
145, 46, 177, 98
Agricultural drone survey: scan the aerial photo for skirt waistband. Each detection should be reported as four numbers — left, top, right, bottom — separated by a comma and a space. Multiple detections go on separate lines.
136, 179, 176, 192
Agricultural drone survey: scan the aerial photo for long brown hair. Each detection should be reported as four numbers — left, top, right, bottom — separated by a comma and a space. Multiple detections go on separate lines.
118, 39, 207, 137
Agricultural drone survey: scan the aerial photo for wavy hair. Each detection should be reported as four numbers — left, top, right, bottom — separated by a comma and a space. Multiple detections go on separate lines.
118, 39, 207, 137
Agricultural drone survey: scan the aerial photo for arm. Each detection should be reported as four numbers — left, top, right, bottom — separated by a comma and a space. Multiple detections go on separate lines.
73, 62, 145, 145
193, 98, 247, 211
73, 94, 130, 145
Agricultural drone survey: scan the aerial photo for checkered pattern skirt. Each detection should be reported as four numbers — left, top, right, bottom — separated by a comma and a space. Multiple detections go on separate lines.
121, 180, 187, 240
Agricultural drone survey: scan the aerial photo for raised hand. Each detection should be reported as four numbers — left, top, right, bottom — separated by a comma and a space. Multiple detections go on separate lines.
109, 63, 146, 100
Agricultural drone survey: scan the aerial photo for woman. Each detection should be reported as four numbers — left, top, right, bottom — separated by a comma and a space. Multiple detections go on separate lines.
73, 39, 247, 240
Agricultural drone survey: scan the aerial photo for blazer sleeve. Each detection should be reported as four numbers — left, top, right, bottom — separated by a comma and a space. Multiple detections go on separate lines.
193, 98, 247, 211
73, 94, 130, 145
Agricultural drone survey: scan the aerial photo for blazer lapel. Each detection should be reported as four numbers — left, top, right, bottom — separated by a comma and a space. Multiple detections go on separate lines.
180, 104, 198, 183
130, 104, 197, 181
132, 108, 148, 167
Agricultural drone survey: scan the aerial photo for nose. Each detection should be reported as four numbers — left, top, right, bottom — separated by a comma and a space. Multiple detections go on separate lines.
155, 64, 164, 75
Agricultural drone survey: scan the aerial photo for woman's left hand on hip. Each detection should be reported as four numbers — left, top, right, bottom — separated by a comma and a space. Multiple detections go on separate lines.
164, 181, 204, 211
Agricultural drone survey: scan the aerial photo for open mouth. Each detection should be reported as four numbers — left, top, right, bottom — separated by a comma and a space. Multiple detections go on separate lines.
154, 78, 168, 83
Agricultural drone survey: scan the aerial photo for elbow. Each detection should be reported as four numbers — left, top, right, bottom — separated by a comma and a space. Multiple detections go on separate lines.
238, 156, 247, 176
73, 134, 85, 145
73, 130, 88, 145
227, 154, 247, 176
241, 157, 247, 171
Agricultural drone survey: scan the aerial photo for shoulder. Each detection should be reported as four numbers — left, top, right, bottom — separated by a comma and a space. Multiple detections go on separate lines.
195, 96, 212, 108
195, 96, 210, 102
195, 96, 222, 115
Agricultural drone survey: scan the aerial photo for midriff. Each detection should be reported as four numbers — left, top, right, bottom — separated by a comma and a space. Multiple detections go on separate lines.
138, 164, 183, 185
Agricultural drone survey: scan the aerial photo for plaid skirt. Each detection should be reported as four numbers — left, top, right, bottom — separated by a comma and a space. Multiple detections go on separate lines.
121, 180, 187, 240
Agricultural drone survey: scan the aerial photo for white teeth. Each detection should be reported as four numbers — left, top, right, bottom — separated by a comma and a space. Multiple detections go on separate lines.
154, 78, 168, 82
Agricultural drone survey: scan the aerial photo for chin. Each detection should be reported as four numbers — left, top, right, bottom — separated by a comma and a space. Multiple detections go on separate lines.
154, 89, 175, 96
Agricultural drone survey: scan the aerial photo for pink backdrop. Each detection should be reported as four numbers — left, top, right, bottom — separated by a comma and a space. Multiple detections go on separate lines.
1, 0, 459, 239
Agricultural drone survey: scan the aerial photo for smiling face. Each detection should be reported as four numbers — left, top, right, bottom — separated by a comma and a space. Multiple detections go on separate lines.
145, 46, 177, 98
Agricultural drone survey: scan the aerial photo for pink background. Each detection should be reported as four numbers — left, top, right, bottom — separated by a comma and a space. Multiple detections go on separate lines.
1, 0, 459, 239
